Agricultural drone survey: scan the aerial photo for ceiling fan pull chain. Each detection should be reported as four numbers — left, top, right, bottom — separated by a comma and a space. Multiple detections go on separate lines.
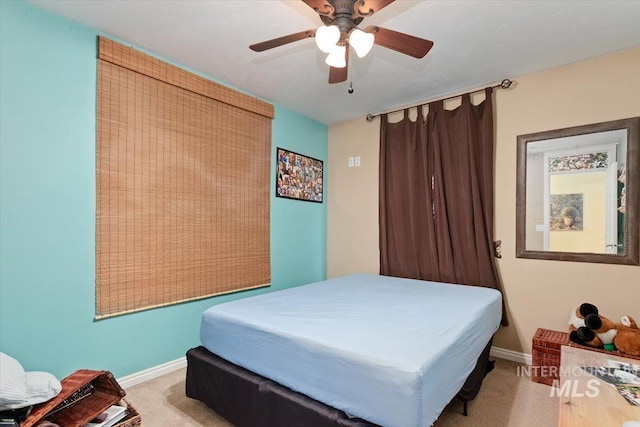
348, 46, 354, 93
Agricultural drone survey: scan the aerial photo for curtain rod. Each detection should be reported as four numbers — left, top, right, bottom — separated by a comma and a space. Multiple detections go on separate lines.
365, 79, 514, 122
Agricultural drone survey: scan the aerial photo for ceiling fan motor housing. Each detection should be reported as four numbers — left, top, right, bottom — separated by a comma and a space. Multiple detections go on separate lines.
320, 0, 364, 38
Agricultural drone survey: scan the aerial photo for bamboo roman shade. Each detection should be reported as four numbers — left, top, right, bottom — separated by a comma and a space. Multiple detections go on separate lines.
96, 37, 273, 318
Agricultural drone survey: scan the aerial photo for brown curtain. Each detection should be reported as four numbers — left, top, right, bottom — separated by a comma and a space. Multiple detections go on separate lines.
379, 88, 508, 325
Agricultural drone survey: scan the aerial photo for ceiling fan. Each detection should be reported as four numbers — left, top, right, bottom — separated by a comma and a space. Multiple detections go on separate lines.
249, 0, 434, 84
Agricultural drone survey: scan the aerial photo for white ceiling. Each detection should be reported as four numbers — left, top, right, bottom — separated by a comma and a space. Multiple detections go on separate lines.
28, 0, 640, 125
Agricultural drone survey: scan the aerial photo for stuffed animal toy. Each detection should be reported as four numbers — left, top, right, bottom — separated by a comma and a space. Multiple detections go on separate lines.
570, 312, 618, 351
568, 303, 598, 332
614, 315, 640, 356
570, 309, 640, 356
569, 303, 604, 348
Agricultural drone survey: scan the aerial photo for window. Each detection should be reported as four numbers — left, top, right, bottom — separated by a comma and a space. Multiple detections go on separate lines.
96, 37, 273, 318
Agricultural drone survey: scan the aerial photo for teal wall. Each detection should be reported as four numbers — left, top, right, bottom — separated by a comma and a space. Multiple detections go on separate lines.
0, 0, 327, 379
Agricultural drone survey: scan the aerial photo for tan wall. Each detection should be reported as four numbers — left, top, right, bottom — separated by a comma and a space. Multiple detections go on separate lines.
327, 121, 380, 277
327, 47, 640, 355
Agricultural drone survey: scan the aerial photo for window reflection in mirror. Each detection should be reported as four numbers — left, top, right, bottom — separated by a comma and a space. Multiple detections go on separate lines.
516, 117, 639, 265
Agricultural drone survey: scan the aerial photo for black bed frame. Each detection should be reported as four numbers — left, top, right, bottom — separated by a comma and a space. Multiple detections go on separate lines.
185, 337, 494, 426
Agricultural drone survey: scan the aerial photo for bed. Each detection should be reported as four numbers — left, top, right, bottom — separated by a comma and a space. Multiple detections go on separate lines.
186, 273, 502, 427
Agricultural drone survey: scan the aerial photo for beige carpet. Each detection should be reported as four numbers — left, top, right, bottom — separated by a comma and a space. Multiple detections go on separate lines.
124, 358, 558, 426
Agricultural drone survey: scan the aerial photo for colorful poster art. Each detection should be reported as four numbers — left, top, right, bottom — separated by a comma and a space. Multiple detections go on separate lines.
276, 148, 324, 203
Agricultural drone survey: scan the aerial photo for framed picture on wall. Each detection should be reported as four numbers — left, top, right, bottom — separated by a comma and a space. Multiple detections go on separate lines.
550, 193, 584, 231
276, 147, 323, 203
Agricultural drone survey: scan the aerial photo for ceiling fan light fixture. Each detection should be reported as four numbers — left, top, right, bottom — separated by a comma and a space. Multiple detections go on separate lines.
249, 0, 435, 85
349, 28, 375, 58
315, 25, 340, 53
325, 44, 346, 68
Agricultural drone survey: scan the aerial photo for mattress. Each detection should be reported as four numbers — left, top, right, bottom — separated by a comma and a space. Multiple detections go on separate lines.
200, 273, 502, 427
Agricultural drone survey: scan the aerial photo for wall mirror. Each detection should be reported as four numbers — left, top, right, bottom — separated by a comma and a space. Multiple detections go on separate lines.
516, 117, 640, 265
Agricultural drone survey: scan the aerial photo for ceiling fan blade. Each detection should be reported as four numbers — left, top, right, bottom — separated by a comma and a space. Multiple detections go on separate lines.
250, 30, 315, 52
364, 26, 433, 58
301, 0, 334, 15
328, 45, 349, 84
354, 0, 395, 17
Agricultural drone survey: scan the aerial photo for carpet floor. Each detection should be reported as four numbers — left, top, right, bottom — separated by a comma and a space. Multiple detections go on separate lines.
124, 358, 558, 426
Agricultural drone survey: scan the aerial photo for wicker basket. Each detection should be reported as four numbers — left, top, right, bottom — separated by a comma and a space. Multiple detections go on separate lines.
532, 328, 640, 386
21, 370, 140, 427
113, 399, 141, 427
531, 328, 569, 385
568, 341, 640, 360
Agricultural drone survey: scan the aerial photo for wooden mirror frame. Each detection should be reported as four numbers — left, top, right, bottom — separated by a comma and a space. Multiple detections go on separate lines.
516, 117, 640, 265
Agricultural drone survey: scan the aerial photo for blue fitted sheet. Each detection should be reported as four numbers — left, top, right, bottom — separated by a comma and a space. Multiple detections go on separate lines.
200, 274, 502, 427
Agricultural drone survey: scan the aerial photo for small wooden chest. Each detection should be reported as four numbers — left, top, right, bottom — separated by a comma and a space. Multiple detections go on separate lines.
532, 328, 569, 385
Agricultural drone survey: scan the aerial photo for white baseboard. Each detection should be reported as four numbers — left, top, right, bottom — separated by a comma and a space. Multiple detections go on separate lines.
117, 356, 187, 389
115, 346, 531, 389
490, 345, 532, 366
